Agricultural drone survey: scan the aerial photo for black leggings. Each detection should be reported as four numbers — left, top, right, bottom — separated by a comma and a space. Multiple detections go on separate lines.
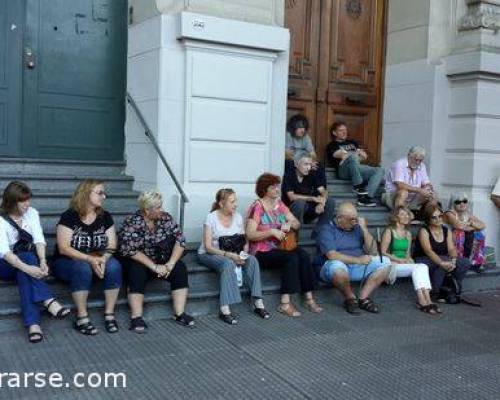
255, 247, 316, 294
121, 258, 189, 294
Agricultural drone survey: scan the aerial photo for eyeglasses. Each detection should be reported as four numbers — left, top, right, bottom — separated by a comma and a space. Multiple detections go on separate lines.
430, 214, 442, 220
92, 190, 107, 197
340, 215, 358, 224
454, 199, 468, 205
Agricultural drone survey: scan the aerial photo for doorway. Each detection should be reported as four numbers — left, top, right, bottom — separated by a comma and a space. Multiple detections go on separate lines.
0, 0, 127, 160
285, 0, 387, 165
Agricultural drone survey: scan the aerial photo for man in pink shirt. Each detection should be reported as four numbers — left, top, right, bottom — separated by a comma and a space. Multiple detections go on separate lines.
382, 146, 437, 211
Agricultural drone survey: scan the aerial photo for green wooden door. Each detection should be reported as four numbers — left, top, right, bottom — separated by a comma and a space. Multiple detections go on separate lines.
21, 0, 127, 160
0, 0, 23, 157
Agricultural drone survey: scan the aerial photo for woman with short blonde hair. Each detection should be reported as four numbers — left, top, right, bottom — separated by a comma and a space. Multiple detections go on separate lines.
118, 189, 194, 332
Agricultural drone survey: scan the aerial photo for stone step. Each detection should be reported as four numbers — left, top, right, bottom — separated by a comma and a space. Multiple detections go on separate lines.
0, 174, 134, 192
0, 157, 127, 177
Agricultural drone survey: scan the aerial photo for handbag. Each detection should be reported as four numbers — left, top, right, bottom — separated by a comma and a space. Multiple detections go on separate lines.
2, 215, 36, 254
218, 234, 246, 254
257, 200, 298, 252
279, 230, 298, 251
154, 235, 177, 264
439, 273, 461, 304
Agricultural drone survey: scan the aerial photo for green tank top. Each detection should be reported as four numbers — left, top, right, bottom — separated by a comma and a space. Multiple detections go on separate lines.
389, 230, 409, 259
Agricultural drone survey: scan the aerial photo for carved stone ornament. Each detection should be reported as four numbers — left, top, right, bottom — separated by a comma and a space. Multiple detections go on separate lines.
346, 0, 362, 19
285, 0, 297, 9
459, 1, 500, 31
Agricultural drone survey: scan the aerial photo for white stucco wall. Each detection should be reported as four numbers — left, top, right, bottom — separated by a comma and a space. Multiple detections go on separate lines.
126, 12, 289, 240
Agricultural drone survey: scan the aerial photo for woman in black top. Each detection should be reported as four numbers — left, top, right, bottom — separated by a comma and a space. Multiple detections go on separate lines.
414, 204, 471, 301
52, 179, 122, 335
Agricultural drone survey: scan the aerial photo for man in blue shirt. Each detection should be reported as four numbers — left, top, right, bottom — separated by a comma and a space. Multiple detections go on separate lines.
316, 201, 390, 314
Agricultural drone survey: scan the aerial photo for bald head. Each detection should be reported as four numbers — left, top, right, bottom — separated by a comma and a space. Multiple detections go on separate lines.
337, 201, 357, 217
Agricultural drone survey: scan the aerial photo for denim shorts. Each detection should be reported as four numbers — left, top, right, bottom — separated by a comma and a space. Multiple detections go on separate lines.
319, 256, 390, 283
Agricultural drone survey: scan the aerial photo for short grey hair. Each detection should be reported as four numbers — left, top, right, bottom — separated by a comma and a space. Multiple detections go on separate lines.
408, 146, 426, 158
138, 189, 162, 212
293, 150, 312, 166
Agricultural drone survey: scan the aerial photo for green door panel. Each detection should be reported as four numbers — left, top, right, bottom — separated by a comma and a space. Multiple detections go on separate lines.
22, 0, 127, 160
0, 0, 23, 157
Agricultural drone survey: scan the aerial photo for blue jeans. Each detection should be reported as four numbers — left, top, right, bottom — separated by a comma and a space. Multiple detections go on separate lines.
338, 153, 384, 198
0, 252, 53, 327
52, 256, 122, 292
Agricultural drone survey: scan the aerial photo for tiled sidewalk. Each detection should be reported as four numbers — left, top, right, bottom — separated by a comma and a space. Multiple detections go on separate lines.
1, 291, 500, 399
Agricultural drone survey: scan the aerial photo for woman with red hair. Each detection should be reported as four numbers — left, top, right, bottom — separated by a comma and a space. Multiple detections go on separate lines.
246, 173, 321, 317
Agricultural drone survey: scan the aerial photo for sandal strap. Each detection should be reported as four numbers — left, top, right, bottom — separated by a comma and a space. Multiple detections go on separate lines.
130, 317, 148, 329
175, 312, 195, 326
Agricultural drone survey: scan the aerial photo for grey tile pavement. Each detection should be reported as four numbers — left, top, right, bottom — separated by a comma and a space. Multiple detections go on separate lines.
1, 291, 500, 399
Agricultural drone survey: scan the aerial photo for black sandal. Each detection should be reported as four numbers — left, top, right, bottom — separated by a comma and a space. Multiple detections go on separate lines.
104, 313, 119, 334
129, 317, 148, 334
343, 298, 361, 315
416, 303, 437, 315
44, 299, 70, 319
358, 298, 379, 313
73, 316, 98, 336
219, 312, 238, 325
429, 303, 443, 314
174, 312, 195, 327
253, 308, 270, 319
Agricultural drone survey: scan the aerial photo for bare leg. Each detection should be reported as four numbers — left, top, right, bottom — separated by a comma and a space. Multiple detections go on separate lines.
359, 267, 389, 299
332, 271, 356, 299
128, 293, 144, 318
104, 288, 119, 315
72, 290, 89, 318
171, 288, 188, 316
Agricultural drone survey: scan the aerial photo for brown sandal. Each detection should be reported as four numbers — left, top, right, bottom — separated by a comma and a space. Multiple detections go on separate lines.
277, 302, 301, 317
304, 299, 323, 314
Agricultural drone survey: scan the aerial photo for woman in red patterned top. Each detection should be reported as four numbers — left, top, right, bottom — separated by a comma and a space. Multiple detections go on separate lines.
246, 173, 322, 317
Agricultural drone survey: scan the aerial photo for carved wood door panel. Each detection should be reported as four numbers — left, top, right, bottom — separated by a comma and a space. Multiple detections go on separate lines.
286, 0, 386, 166
285, 0, 321, 144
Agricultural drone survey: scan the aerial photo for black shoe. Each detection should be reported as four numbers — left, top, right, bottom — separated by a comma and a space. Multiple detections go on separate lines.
343, 298, 361, 315
352, 185, 368, 195
219, 312, 238, 325
357, 195, 376, 207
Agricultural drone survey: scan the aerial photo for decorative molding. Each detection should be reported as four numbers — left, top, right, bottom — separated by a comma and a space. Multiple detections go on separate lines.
346, 0, 362, 20
459, 0, 500, 31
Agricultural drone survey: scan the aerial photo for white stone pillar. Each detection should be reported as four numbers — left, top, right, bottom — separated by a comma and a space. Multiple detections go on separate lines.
443, 0, 500, 261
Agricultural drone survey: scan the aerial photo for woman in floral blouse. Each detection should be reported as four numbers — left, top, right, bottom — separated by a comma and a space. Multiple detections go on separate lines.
118, 189, 194, 332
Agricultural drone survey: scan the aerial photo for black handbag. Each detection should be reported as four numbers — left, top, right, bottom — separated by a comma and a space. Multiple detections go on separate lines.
439, 273, 461, 304
3, 215, 36, 254
218, 234, 246, 254
154, 235, 177, 264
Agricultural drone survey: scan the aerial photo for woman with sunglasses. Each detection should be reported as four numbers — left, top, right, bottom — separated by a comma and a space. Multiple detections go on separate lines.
413, 203, 471, 302
444, 193, 486, 273
52, 179, 122, 335
246, 173, 322, 317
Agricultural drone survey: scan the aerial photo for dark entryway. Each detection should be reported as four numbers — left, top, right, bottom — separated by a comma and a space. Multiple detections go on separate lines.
0, 0, 127, 160
285, 0, 387, 165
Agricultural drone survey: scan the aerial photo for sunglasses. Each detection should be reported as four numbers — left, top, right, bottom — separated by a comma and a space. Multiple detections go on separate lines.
454, 199, 468, 205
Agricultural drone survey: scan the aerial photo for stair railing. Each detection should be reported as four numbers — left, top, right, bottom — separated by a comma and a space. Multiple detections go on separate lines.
126, 92, 189, 229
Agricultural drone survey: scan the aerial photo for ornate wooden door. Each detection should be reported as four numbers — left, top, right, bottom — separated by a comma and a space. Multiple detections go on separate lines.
286, 0, 386, 165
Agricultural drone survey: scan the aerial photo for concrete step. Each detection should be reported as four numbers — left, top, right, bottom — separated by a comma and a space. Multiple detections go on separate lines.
0, 157, 127, 177
0, 174, 134, 192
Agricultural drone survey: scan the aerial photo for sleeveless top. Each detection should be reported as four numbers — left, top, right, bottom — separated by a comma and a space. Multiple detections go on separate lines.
414, 226, 448, 258
389, 230, 409, 259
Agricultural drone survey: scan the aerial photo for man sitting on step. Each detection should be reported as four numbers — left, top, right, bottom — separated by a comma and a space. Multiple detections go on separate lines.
381, 146, 438, 215
282, 151, 336, 234
326, 121, 383, 207
315, 201, 390, 314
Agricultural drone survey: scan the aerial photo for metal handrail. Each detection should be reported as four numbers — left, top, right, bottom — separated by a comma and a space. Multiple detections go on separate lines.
126, 92, 189, 229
